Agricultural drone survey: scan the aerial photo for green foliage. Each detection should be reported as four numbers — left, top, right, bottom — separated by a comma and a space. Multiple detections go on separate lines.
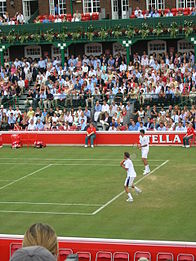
18, 34, 29, 43
57, 32, 68, 41
7, 30, 16, 43
30, 33, 42, 42
153, 22, 164, 36
183, 21, 193, 38
125, 26, 135, 38
139, 23, 150, 39
168, 22, 179, 38
71, 32, 81, 40
98, 29, 108, 40
44, 29, 54, 42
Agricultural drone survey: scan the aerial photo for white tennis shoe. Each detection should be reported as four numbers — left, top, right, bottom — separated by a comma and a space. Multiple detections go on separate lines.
126, 198, 133, 202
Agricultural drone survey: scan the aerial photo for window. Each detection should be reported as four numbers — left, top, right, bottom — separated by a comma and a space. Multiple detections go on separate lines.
23, 0, 38, 22
113, 43, 127, 56
148, 40, 166, 55
49, 0, 66, 15
58, 0, 66, 14
0, 0, 6, 16
178, 40, 194, 53
146, 0, 165, 10
85, 43, 102, 56
24, 46, 41, 59
122, 0, 129, 12
176, 0, 195, 8
83, 0, 100, 14
49, 0, 55, 14
51, 46, 69, 59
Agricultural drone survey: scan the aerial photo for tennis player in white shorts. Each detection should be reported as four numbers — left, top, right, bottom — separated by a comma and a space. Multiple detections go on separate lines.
120, 152, 142, 202
138, 129, 150, 175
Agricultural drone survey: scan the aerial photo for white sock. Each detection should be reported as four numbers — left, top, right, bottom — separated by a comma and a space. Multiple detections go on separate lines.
145, 165, 148, 171
128, 193, 133, 199
147, 165, 150, 171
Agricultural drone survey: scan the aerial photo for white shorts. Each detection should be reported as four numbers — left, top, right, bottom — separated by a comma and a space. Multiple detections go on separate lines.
142, 149, 149, 159
124, 177, 135, 187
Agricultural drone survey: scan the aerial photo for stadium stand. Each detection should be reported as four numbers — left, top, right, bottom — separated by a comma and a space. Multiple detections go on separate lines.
0, 51, 195, 132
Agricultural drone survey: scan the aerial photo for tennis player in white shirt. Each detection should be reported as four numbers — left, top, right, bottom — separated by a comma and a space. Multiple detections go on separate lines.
120, 152, 142, 202
138, 129, 150, 175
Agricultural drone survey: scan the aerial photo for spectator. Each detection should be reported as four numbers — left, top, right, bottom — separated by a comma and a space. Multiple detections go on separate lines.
85, 122, 96, 148
176, 121, 185, 131
153, 9, 160, 17
157, 121, 166, 131
134, 6, 142, 17
17, 12, 25, 24
27, 119, 36, 131
23, 223, 58, 258
10, 246, 56, 261
128, 119, 138, 131
94, 100, 102, 122
182, 123, 195, 148
166, 9, 173, 17
73, 10, 81, 22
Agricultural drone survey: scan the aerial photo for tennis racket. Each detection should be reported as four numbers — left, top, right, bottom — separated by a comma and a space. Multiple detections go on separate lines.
130, 143, 139, 160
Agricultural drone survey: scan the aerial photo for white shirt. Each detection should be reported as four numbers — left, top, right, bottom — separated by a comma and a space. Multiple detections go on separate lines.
139, 135, 149, 150
102, 104, 109, 113
27, 123, 36, 131
124, 158, 136, 178
176, 126, 185, 131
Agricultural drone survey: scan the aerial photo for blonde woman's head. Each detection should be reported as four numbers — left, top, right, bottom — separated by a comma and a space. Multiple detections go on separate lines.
23, 223, 58, 257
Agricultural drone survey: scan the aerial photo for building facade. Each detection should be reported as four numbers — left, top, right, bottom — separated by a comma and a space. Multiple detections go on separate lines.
4, 0, 196, 21
0, 0, 195, 61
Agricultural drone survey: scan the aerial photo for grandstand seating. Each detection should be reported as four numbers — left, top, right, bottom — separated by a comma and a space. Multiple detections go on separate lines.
5, 236, 196, 261
130, 7, 194, 18
77, 251, 92, 261
59, 248, 73, 261
35, 12, 99, 23
134, 251, 151, 261
10, 243, 22, 256
177, 253, 194, 261
157, 252, 174, 261
113, 252, 129, 261
96, 251, 113, 261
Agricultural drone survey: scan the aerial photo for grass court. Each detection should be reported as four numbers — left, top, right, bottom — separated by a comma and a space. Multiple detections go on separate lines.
0, 146, 195, 241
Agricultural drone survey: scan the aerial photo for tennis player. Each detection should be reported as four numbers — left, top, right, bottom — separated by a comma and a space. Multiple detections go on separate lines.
138, 129, 150, 175
120, 152, 142, 202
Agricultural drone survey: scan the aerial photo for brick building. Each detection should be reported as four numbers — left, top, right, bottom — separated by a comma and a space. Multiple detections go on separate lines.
0, 0, 195, 61
4, 0, 196, 21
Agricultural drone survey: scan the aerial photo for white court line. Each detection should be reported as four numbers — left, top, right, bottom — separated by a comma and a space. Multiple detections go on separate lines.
0, 163, 47, 165
0, 158, 164, 162
0, 210, 92, 216
0, 180, 16, 182
0, 201, 102, 207
0, 163, 159, 167
92, 160, 169, 215
0, 164, 51, 191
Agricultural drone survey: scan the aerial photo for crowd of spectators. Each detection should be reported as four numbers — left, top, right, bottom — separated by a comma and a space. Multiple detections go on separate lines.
0, 50, 195, 132
0, 103, 195, 132
0, 12, 25, 25
133, 6, 196, 19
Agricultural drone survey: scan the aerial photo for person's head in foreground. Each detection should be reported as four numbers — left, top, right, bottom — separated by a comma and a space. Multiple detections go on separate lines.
23, 223, 58, 257
124, 152, 130, 160
10, 246, 56, 261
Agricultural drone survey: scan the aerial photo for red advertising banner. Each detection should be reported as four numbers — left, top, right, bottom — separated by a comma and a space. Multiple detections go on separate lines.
1, 131, 194, 146
0, 234, 196, 261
